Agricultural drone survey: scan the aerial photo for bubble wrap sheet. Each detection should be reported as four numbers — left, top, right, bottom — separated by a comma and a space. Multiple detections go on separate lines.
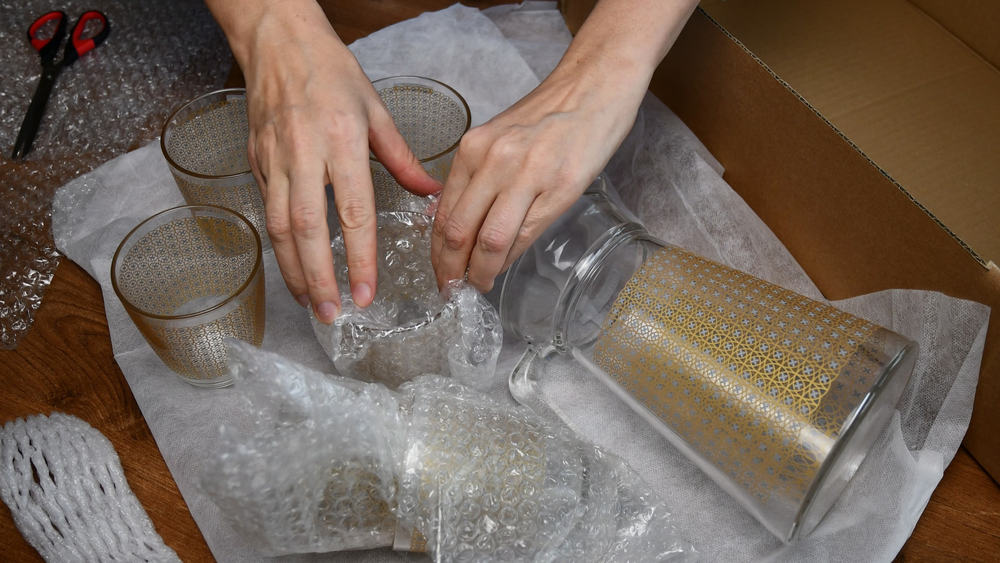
313, 213, 501, 388
48, 3, 989, 562
0, 0, 230, 348
202, 341, 693, 561
313, 280, 502, 389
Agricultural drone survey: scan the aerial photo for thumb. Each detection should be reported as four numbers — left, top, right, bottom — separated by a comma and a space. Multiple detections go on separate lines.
369, 107, 443, 197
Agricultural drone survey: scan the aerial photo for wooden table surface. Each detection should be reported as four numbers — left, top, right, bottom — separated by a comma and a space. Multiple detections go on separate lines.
2, 2, 999, 561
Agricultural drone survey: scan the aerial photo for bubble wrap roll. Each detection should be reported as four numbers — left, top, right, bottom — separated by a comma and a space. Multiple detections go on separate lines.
200, 342, 695, 561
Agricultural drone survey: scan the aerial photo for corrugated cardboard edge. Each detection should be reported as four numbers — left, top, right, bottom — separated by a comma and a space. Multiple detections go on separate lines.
699, 11, 990, 270
560, 2, 1000, 481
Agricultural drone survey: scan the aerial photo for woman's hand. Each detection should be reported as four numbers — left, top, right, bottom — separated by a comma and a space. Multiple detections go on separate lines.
430, 68, 644, 292
207, 0, 441, 323
431, 0, 698, 292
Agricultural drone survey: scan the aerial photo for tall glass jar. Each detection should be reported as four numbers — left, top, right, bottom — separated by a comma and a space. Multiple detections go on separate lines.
500, 178, 917, 542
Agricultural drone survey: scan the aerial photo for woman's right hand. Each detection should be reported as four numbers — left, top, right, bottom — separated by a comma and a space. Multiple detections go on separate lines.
206, 0, 442, 323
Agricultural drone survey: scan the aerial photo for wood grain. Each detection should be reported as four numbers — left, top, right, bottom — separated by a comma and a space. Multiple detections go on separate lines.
0, 260, 213, 562
1, 2, 998, 561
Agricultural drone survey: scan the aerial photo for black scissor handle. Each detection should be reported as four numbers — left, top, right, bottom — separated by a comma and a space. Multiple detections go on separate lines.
63, 11, 110, 66
27, 11, 67, 64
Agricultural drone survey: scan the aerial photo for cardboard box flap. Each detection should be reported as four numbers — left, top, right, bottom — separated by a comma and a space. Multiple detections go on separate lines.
699, 0, 1000, 269
650, 10, 992, 294
911, 0, 1000, 70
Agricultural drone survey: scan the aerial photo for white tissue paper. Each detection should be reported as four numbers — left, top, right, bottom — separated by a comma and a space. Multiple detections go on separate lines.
50, 3, 989, 562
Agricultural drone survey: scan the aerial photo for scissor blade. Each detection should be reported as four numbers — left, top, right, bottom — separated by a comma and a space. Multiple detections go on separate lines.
11, 67, 60, 160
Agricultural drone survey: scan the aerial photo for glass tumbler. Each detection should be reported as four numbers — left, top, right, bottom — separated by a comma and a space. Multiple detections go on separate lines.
370, 76, 470, 213
500, 178, 918, 542
161, 88, 269, 248
111, 205, 265, 387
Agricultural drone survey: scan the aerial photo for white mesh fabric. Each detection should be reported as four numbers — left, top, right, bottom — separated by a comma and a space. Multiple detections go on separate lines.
0, 413, 179, 562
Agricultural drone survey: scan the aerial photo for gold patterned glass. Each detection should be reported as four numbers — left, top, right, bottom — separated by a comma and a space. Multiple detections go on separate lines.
369, 76, 470, 213
161, 88, 269, 249
501, 178, 917, 542
111, 205, 265, 387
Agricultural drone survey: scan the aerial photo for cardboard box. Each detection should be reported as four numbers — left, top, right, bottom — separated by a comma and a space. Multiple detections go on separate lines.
699, 0, 1000, 267
560, 0, 1000, 480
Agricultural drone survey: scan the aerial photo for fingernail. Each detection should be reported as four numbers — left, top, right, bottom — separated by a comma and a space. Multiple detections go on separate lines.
295, 294, 310, 308
353, 282, 373, 308
317, 301, 339, 323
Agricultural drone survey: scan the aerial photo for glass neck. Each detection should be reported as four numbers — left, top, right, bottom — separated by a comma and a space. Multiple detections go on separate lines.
554, 225, 659, 352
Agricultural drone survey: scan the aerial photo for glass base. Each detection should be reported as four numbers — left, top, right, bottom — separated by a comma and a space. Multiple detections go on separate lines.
791, 339, 919, 541
178, 374, 234, 388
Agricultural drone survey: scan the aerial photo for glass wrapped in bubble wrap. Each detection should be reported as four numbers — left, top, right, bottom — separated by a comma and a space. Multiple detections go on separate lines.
312, 212, 501, 388
200, 342, 695, 561
500, 177, 918, 542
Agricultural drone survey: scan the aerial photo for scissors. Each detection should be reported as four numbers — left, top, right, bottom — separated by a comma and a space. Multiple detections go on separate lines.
10, 10, 110, 160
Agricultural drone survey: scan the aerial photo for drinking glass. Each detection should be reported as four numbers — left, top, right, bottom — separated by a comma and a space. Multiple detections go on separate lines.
500, 177, 918, 542
161, 88, 269, 248
111, 205, 265, 387
370, 76, 470, 213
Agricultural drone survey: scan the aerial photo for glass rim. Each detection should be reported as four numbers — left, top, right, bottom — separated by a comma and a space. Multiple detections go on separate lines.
787, 337, 917, 542
110, 204, 263, 321
160, 88, 253, 181
370, 75, 471, 165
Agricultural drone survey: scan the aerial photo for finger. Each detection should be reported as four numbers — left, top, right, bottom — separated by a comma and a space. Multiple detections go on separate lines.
500, 191, 577, 274
466, 188, 537, 292
433, 172, 503, 288
262, 168, 310, 308
329, 133, 378, 310
248, 134, 267, 197
368, 104, 442, 196
430, 154, 472, 272
288, 162, 341, 322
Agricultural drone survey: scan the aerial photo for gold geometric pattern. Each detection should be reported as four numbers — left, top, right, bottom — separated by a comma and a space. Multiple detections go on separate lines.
371, 82, 467, 212
165, 97, 250, 176
593, 244, 880, 504
170, 174, 266, 244
116, 214, 265, 382
378, 84, 467, 160
164, 95, 267, 242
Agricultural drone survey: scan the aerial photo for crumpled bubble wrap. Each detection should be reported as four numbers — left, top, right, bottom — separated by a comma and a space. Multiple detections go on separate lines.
201, 344, 402, 555
0, 0, 229, 348
200, 341, 695, 562
312, 212, 501, 388
397, 377, 694, 562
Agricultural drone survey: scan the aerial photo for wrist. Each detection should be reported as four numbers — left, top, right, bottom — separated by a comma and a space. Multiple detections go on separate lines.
207, 0, 342, 71
552, 0, 699, 98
